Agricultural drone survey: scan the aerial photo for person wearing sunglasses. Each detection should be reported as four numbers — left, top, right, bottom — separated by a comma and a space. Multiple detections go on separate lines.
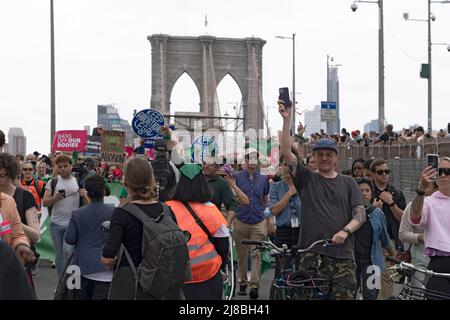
370, 158, 406, 299
410, 157, 450, 298
21, 161, 46, 213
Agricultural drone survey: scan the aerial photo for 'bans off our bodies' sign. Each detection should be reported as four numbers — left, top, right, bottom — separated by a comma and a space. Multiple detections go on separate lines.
51, 130, 87, 152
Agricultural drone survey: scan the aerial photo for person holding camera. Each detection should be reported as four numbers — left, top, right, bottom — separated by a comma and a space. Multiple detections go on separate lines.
410, 157, 450, 297
43, 154, 87, 278
202, 156, 241, 225
278, 99, 366, 300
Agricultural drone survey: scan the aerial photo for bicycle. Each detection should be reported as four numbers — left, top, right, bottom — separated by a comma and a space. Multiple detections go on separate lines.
241, 239, 333, 300
387, 256, 450, 300
222, 235, 236, 300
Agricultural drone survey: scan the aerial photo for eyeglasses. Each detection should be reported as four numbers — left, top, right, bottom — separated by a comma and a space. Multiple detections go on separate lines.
376, 169, 390, 175
438, 168, 450, 176
22, 168, 34, 171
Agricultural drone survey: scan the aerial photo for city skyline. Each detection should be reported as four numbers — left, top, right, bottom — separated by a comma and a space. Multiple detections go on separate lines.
1, 0, 450, 154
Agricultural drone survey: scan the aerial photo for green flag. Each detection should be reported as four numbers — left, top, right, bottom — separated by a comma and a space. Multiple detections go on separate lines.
35, 207, 55, 260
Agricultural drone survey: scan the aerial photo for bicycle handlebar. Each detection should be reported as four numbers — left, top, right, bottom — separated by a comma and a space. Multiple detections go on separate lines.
240, 238, 334, 255
387, 256, 450, 279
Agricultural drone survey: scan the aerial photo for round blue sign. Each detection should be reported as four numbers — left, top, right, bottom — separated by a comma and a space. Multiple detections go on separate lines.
132, 109, 164, 138
191, 136, 219, 163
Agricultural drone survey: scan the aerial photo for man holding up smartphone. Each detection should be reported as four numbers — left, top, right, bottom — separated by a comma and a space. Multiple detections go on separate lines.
43, 154, 87, 278
278, 97, 366, 300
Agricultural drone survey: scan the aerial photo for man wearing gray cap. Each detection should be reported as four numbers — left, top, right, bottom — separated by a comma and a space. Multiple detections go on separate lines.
278, 100, 366, 300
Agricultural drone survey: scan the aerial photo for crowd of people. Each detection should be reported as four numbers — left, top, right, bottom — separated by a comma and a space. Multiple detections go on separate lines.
302, 122, 450, 146
1, 107, 450, 301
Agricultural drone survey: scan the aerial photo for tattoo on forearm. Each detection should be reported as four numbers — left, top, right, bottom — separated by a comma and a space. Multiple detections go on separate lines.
352, 205, 366, 225
411, 194, 424, 218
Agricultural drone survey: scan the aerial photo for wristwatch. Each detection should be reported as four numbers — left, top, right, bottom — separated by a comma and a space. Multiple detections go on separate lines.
389, 201, 396, 207
342, 227, 351, 235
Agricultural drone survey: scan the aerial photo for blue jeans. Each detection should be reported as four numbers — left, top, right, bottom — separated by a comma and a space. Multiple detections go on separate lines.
75, 277, 110, 300
50, 222, 73, 278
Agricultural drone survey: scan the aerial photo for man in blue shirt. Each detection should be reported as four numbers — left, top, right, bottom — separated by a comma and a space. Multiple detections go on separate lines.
268, 158, 301, 248
233, 148, 270, 300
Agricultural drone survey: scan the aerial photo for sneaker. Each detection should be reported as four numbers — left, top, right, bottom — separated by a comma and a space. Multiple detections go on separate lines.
249, 287, 259, 300
238, 284, 247, 296
31, 265, 38, 276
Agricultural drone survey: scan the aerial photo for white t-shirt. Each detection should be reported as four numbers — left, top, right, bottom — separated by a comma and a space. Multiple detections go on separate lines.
46, 175, 80, 227
84, 271, 113, 282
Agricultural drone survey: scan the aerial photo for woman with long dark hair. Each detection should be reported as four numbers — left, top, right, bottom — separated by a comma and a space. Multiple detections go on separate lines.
353, 177, 396, 300
166, 163, 230, 300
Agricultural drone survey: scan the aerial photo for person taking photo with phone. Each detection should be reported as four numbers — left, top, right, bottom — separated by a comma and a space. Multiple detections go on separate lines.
43, 154, 87, 278
410, 157, 450, 297
278, 97, 366, 300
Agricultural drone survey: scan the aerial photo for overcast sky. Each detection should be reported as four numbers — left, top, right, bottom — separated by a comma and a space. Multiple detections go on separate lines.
1, 0, 449, 154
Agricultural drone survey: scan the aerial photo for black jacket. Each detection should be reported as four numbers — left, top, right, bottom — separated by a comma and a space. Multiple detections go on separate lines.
0, 241, 36, 300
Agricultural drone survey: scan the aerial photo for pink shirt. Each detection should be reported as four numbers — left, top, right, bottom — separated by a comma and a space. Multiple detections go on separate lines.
410, 191, 450, 255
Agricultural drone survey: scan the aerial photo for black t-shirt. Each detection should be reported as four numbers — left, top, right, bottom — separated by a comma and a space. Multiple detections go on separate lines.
354, 206, 375, 264
13, 187, 37, 224
293, 163, 364, 260
374, 184, 406, 249
102, 203, 177, 268
0, 241, 36, 300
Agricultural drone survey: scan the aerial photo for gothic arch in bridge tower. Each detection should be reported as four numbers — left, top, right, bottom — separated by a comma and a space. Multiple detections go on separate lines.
148, 34, 266, 131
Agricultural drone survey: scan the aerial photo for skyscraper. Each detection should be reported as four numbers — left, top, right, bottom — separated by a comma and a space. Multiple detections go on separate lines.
97, 105, 136, 146
304, 105, 327, 138
6, 128, 26, 156
326, 66, 340, 135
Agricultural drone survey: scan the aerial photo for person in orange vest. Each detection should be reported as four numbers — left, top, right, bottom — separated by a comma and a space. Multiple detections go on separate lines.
166, 163, 230, 300
21, 161, 46, 214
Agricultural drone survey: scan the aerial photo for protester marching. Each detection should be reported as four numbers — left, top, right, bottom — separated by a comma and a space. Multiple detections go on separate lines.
1, 102, 450, 303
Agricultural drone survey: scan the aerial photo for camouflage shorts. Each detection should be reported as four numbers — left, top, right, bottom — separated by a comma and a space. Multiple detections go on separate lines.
300, 252, 357, 300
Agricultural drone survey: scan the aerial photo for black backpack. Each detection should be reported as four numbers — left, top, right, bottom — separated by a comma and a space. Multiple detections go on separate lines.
118, 203, 191, 300
150, 157, 175, 202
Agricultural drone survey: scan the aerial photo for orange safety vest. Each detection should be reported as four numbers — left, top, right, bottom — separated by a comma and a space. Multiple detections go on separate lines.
166, 200, 227, 284
21, 178, 45, 211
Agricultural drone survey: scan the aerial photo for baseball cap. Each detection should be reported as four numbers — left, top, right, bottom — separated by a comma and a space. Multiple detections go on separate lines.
154, 140, 167, 152
312, 138, 338, 153
244, 147, 259, 157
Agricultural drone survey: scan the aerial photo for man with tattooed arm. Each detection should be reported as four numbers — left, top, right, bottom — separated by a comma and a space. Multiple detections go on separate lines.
278, 100, 366, 300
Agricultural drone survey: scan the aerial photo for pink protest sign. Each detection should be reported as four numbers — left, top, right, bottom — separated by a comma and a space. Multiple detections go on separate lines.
51, 130, 87, 152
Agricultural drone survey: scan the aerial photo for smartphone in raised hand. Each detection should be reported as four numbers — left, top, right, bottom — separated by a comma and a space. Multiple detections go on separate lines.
426, 154, 439, 180
279, 87, 292, 108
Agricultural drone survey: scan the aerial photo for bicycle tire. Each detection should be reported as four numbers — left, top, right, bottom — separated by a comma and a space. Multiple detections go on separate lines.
270, 281, 288, 300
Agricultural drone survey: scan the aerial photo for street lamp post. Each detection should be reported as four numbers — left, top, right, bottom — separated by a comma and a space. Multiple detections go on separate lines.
403, 0, 450, 132
351, 0, 385, 133
50, 0, 55, 147
275, 34, 296, 134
